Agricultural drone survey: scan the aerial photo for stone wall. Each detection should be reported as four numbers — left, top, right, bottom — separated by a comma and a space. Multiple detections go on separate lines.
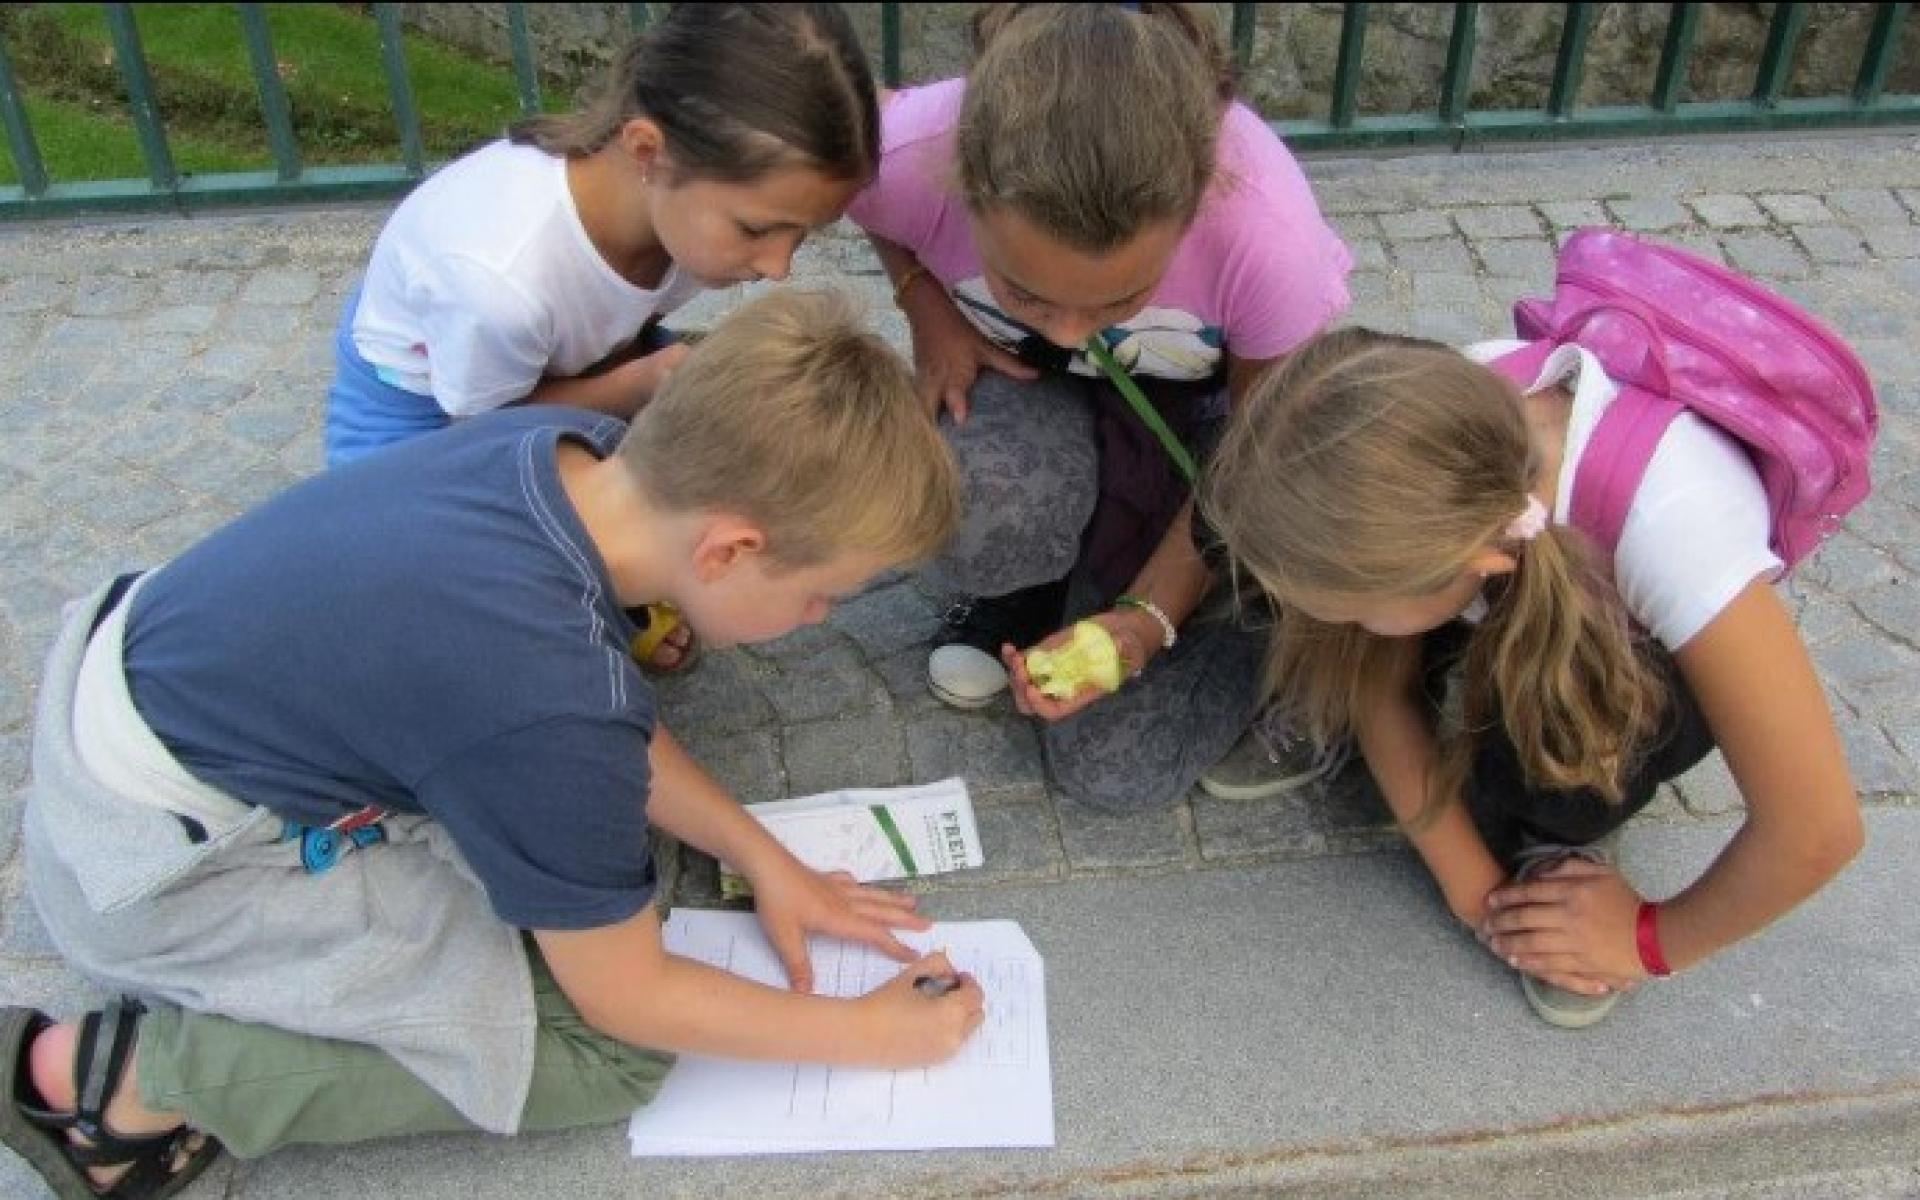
394, 3, 1920, 120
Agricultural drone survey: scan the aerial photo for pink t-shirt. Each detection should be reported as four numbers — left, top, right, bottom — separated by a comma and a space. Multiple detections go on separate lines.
849, 79, 1352, 381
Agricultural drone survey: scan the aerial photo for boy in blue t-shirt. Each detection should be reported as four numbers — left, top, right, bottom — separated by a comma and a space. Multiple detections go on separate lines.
3, 291, 980, 1193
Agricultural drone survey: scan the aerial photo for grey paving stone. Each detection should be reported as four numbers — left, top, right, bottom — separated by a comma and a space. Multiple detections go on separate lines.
651, 649, 773, 736
1347, 270, 1391, 303
1843, 722, 1920, 797
760, 643, 887, 725
0, 312, 47, 359
90, 336, 199, 388
0, 407, 102, 475
870, 645, 947, 716
1720, 231, 1812, 280
1759, 193, 1836, 225
0, 730, 27, 788
1474, 238, 1555, 285
1379, 210, 1453, 241
1606, 196, 1692, 232
1193, 768, 1394, 861
1538, 200, 1609, 229
1884, 709, 1920, 771
1793, 224, 1869, 264
156, 439, 301, 514
783, 711, 908, 794
1854, 579, 1920, 647
148, 373, 253, 415
0, 671, 24, 736
965, 801, 1066, 883
1387, 237, 1473, 274
827, 580, 943, 659
1847, 500, 1920, 561
1327, 212, 1378, 245
194, 339, 284, 380
1347, 238, 1388, 272
66, 275, 157, 318
1056, 798, 1187, 870
1815, 631, 1920, 715
156, 268, 242, 306
1687, 194, 1768, 229
216, 302, 310, 345
1407, 308, 1484, 347
223, 391, 315, 451
138, 303, 222, 336
133, 504, 233, 564
29, 466, 187, 537
1673, 751, 1743, 818
1450, 205, 1543, 240
678, 727, 786, 805
1802, 530, 1903, 594
749, 620, 847, 666
904, 710, 1043, 795
1824, 187, 1909, 225
240, 267, 324, 307
1859, 223, 1920, 258
0, 274, 70, 314
1410, 271, 1481, 314
40, 315, 123, 353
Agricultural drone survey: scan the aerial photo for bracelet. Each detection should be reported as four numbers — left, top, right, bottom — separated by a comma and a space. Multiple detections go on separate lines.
1635, 900, 1673, 979
893, 263, 933, 308
1115, 594, 1177, 651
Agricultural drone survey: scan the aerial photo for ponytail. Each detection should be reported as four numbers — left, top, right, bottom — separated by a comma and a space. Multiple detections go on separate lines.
510, 3, 878, 184
1435, 523, 1668, 816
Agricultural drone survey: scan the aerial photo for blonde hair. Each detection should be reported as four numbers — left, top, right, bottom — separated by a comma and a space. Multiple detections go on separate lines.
510, 4, 877, 185
959, 3, 1233, 252
1200, 328, 1668, 817
619, 290, 958, 569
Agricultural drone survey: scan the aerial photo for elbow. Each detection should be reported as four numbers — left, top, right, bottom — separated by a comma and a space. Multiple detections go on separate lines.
1800, 802, 1866, 881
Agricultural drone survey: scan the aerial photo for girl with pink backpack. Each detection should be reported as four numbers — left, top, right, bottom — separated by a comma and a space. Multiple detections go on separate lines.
1198, 230, 1874, 1028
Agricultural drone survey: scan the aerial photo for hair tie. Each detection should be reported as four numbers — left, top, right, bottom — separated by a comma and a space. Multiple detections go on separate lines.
1506, 495, 1549, 542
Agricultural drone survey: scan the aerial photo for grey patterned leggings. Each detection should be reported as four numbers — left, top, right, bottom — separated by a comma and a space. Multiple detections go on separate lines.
928, 370, 1269, 813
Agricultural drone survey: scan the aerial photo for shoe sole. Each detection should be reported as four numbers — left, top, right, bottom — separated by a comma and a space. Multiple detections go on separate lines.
1520, 974, 1623, 1029
928, 676, 1003, 711
1197, 764, 1333, 801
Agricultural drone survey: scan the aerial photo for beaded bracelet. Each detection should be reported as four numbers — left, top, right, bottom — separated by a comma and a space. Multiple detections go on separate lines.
1115, 594, 1177, 651
893, 263, 933, 308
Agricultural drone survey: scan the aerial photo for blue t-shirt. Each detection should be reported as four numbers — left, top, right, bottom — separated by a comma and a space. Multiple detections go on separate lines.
124, 407, 656, 931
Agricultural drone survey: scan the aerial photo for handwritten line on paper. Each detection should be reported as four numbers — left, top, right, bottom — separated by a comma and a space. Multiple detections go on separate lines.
627, 909, 1054, 1156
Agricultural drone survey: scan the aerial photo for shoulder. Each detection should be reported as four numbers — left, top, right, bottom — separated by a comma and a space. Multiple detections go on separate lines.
876, 78, 966, 153
379, 141, 569, 268
1606, 408, 1783, 650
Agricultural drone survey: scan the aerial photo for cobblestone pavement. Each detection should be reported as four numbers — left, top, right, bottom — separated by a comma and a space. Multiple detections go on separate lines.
0, 132, 1917, 1194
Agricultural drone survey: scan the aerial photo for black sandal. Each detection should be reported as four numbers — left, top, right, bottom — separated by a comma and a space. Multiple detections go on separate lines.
3, 998, 224, 1200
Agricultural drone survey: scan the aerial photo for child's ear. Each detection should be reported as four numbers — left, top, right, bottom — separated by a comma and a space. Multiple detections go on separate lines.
1470, 547, 1519, 578
690, 515, 768, 583
617, 117, 667, 178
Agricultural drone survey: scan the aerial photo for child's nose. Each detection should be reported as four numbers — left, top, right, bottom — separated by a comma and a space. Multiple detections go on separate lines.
1041, 314, 1103, 349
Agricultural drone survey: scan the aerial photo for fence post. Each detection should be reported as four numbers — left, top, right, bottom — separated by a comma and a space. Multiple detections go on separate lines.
239, 5, 301, 182
373, 4, 425, 177
0, 28, 48, 197
103, 4, 178, 192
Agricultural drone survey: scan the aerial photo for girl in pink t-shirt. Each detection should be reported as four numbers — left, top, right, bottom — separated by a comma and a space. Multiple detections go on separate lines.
851, 3, 1351, 812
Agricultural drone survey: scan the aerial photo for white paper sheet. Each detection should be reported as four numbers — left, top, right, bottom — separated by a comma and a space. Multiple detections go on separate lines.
720, 777, 984, 897
627, 909, 1053, 1156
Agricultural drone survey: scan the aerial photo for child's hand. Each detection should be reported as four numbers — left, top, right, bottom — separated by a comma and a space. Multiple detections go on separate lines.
749, 864, 930, 994
1000, 611, 1156, 722
856, 951, 987, 1068
625, 342, 692, 405
901, 283, 1037, 424
1482, 857, 1647, 995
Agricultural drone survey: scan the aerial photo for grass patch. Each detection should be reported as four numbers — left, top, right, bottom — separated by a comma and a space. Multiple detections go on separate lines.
1, 2, 563, 185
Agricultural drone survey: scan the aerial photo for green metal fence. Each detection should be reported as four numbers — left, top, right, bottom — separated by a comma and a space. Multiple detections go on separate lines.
1, 2, 1916, 219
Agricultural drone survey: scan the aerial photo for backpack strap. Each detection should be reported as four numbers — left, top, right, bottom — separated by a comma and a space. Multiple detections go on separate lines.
1566, 382, 1685, 558
1487, 342, 1685, 558
1084, 336, 1198, 486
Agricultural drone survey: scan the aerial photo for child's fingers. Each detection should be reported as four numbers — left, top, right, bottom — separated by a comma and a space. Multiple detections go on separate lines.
981, 341, 1040, 381
765, 925, 815, 994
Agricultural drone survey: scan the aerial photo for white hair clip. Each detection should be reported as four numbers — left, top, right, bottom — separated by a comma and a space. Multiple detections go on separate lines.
1506, 495, 1549, 542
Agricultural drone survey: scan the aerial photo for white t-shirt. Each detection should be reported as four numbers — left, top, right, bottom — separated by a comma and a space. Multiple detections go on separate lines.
1467, 340, 1783, 651
352, 140, 705, 417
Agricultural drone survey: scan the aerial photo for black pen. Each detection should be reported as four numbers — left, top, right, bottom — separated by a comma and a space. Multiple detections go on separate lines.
913, 974, 960, 997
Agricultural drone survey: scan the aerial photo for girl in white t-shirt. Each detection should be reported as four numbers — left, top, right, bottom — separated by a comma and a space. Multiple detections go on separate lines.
326, 3, 878, 468
1199, 326, 1863, 1030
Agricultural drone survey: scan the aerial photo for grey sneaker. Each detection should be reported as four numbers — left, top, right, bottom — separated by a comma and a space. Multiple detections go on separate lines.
1198, 704, 1351, 800
1512, 838, 1625, 1030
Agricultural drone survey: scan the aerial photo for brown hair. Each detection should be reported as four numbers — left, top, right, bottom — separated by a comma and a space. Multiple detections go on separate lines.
619, 290, 959, 569
511, 4, 878, 184
958, 3, 1234, 252
1200, 328, 1669, 818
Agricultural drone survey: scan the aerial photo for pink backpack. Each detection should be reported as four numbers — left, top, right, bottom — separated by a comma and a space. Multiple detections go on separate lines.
1488, 228, 1878, 569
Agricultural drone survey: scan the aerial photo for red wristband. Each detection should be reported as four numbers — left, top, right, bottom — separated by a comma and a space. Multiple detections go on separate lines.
1635, 900, 1673, 979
